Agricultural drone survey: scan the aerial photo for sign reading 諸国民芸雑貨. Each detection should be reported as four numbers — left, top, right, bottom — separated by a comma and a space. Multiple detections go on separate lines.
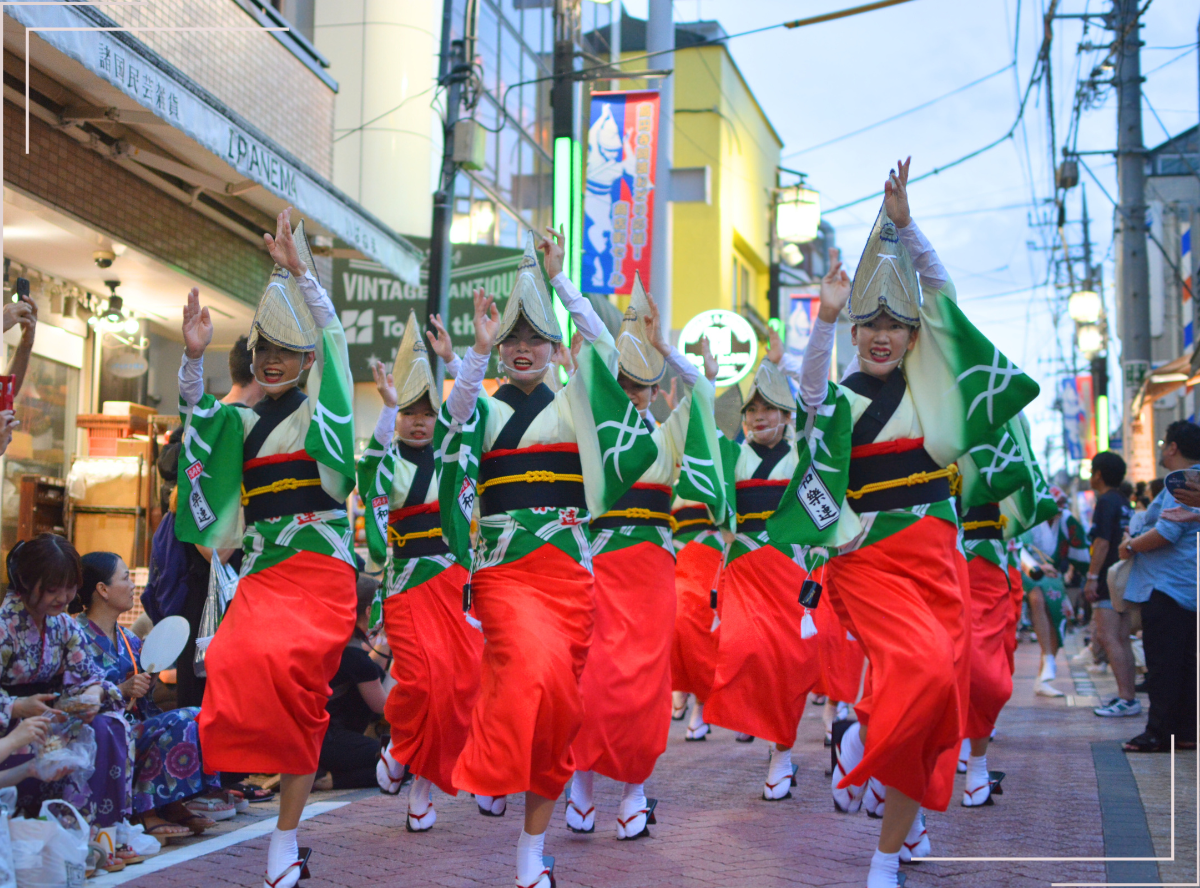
678, 310, 759, 387
331, 238, 524, 382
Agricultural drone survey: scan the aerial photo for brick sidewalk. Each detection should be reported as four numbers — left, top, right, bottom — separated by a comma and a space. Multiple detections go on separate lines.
119, 634, 1189, 888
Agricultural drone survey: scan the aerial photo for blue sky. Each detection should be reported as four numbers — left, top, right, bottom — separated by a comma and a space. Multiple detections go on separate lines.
620, 0, 1198, 475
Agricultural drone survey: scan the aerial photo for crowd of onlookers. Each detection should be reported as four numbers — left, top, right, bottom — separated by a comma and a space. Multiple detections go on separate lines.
1019, 420, 1199, 754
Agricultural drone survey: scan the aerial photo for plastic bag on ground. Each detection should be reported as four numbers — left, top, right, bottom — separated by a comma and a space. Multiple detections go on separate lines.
0, 788, 17, 888
116, 821, 160, 857
9, 800, 88, 888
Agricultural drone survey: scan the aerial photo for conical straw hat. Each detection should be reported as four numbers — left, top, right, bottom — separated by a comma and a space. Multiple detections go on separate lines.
392, 309, 439, 412
497, 231, 563, 343
848, 203, 921, 326
743, 360, 794, 413
616, 273, 665, 385
247, 219, 319, 352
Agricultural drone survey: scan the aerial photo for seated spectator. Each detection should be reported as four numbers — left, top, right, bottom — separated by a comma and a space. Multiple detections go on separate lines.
74, 552, 227, 839
314, 576, 386, 790
1086, 451, 1138, 718
1119, 420, 1200, 752
0, 535, 129, 827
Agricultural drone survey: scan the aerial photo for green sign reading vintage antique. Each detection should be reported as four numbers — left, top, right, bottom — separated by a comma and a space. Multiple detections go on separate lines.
331, 237, 522, 381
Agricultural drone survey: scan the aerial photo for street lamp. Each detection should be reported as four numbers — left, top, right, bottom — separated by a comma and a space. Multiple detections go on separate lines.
1077, 323, 1104, 357
1068, 289, 1102, 325
775, 186, 822, 244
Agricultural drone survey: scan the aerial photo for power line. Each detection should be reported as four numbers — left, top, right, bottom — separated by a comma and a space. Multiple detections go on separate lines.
782, 63, 1014, 159
1144, 45, 1197, 76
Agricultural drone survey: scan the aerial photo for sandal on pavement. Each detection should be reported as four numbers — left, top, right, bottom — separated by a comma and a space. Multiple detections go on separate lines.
517, 856, 555, 888
476, 794, 507, 817
88, 842, 126, 873
405, 805, 437, 833
864, 776, 886, 819
830, 720, 865, 814
186, 794, 237, 821
263, 847, 312, 888
114, 843, 146, 865
735, 733, 755, 743
1123, 732, 1169, 753
616, 798, 657, 841
684, 722, 709, 741
564, 798, 595, 834
228, 782, 276, 803
138, 817, 193, 844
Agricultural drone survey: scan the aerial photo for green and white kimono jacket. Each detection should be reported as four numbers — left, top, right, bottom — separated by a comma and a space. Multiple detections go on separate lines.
671, 428, 739, 555
435, 275, 658, 573
357, 422, 452, 622
591, 373, 724, 560
729, 434, 805, 567
767, 221, 1040, 568
175, 271, 357, 575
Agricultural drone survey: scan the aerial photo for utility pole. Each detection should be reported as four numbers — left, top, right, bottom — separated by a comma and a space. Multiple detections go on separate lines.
1113, 0, 1151, 433
425, 0, 468, 383
647, 0, 674, 334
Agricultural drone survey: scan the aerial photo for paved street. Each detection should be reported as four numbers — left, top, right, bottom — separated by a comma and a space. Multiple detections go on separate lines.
116, 634, 1194, 888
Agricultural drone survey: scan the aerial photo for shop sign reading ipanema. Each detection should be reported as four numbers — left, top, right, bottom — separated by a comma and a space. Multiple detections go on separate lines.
7, 2, 421, 285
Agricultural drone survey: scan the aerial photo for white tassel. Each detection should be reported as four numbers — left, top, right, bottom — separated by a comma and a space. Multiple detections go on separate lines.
847, 631, 856, 642
801, 609, 818, 639
710, 613, 721, 632
464, 612, 483, 633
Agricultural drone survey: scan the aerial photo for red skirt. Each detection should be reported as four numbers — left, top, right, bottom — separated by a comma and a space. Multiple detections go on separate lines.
451, 544, 594, 800
705, 545, 820, 747
813, 571, 866, 703
1006, 564, 1023, 674
669, 540, 722, 702
965, 557, 1015, 738
825, 517, 969, 811
199, 550, 356, 774
383, 563, 482, 796
572, 541, 675, 784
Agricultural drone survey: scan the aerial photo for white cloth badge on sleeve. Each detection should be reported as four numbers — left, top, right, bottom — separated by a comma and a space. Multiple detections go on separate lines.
186, 461, 217, 530
796, 466, 840, 530
457, 477, 477, 522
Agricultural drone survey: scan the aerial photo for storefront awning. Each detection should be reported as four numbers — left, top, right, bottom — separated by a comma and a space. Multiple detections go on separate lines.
5, 1, 423, 284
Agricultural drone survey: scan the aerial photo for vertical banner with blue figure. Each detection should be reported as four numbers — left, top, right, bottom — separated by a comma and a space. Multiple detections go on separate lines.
583, 90, 659, 295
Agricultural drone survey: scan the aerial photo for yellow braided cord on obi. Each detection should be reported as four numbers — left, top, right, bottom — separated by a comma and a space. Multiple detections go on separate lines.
476, 470, 584, 493
600, 507, 675, 528
387, 525, 444, 547
736, 510, 776, 523
961, 515, 1009, 532
845, 465, 959, 501
673, 517, 713, 531
240, 476, 323, 506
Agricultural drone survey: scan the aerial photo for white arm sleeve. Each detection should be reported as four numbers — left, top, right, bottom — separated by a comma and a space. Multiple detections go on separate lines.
799, 317, 837, 406
295, 270, 337, 328
777, 352, 803, 382
445, 353, 462, 379
549, 273, 607, 343
841, 353, 862, 381
447, 348, 489, 423
664, 345, 699, 387
373, 405, 398, 446
895, 220, 948, 290
178, 354, 205, 407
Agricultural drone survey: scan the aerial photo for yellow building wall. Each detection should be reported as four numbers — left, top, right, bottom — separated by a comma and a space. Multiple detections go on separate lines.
670, 45, 781, 332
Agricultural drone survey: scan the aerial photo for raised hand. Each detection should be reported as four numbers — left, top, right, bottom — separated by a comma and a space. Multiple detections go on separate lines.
642, 288, 670, 356
536, 225, 567, 280
425, 313, 455, 363
263, 207, 307, 277
766, 327, 783, 364
883, 156, 912, 228
701, 336, 719, 382
182, 287, 213, 359
661, 376, 679, 411
551, 342, 576, 377
372, 359, 398, 408
817, 247, 851, 323
471, 287, 500, 356
570, 330, 584, 361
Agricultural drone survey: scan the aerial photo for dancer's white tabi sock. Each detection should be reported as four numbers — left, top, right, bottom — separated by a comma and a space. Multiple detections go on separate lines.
408, 776, 433, 815
619, 782, 647, 818
767, 747, 793, 786
1040, 653, 1058, 682
841, 721, 865, 761
687, 701, 706, 730
867, 849, 901, 888
267, 827, 299, 883
570, 770, 594, 811
905, 811, 925, 845
516, 830, 547, 886
966, 753, 989, 789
